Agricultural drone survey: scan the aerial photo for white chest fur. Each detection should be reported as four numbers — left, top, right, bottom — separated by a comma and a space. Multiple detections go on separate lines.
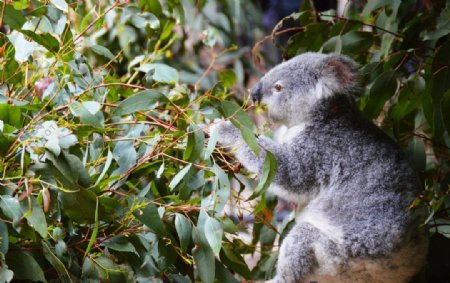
274, 123, 307, 144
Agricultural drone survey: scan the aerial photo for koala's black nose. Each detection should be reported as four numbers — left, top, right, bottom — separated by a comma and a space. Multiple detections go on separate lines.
250, 82, 263, 104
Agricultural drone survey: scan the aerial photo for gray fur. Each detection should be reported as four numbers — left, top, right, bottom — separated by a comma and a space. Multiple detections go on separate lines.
212, 53, 427, 283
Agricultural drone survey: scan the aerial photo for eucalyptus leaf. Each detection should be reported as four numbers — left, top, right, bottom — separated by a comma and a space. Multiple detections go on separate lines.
42, 242, 72, 283
6, 251, 47, 282
192, 227, 215, 283
175, 213, 192, 252
91, 44, 115, 60
49, 0, 69, 12
0, 253, 13, 283
169, 164, 192, 190
204, 216, 223, 255
138, 63, 179, 83
19, 29, 60, 53
364, 71, 397, 119
183, 125, 205, 162
133, 201, 166, 237
0, 221, 9, 254
255, 150, 277, 193
20, 197, 48, 238
103, 235, 137, 254
113, 90, 167, 116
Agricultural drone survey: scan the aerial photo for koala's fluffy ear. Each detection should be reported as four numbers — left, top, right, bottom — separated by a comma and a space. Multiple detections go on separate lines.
323, 54, 359, 93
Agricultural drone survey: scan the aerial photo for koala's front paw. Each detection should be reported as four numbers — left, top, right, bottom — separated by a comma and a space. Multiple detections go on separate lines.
209, 119, 241, 147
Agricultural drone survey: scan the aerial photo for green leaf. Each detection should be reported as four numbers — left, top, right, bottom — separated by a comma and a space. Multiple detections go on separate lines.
90, 44, 115, 60
42, 242, 72, 283
82, 255, 133, 282
103, 235, 137, 253
183, 125, 205, 162
175, 213, 192, 252
70, 101, 103, 128
3, 5, 26, 29
204, 216, 223, 255
219, 101, 259, 155
59, 190, 101, 223
46, 150, 90, 189
112, 140, 137, 174
130, 14, 160, 29
432, 40, 450, 138
192, 227, 215, 283
95, 150, 113, 185
139, 0, 162, 16
20, 196, 48, 238
215, 260, 239, 283
0, 196, 22, 223
19, 30, 60, 53
255, 150, 278, 193
0, 253, 13, 283
241, 127, 260, 156
169, 164, 192, 190
441, 89, 450, 135
202, 26, 220, 47
363, 70, 397, 119
113, 90, 168, 116
220, 101, 255, 130
340, 31, 374, 53
138, 63, 179, 83
0, 221, 9, 254
133, 201, 166, 237
13, 0, 29, 10
322, 31, 373, 54
218, 70, 237, 88
6, 251, 47, 282
284, 22, 330, 57
407, 135, 426, 173
49, 0, 69, 13
204, 125, 219, 159
220, 245, 251, 279
145, 13, 160, 29
299, 0, 316, 25
84, 197, 99, 256
0, 104, 22, 128
322, 35, 342, 53
362, 0, 391, 16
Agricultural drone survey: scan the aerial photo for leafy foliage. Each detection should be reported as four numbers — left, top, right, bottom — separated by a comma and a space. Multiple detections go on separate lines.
0, 0, 449, 282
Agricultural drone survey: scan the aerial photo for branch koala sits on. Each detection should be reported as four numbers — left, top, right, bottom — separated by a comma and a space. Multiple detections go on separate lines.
211, 53, 428, 283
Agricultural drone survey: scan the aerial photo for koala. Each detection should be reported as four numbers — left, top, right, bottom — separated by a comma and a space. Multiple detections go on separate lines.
212, 53, 428, 283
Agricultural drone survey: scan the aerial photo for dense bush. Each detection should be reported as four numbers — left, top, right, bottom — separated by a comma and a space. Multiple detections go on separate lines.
0, 0, 449, 282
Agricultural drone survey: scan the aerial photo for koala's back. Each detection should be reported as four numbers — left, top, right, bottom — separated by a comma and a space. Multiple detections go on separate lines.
285, 95, 426, 257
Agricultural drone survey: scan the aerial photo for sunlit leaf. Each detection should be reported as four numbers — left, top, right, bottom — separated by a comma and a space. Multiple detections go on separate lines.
19, 30, 60, 53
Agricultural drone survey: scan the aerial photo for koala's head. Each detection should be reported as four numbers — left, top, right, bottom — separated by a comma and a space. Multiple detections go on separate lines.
251, 52, 359, 127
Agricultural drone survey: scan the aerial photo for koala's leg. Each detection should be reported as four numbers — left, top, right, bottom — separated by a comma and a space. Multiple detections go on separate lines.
273, 222, 342, 283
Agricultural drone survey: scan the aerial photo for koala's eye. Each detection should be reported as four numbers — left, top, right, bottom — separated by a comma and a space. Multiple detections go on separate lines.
273, 83, 283, 92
